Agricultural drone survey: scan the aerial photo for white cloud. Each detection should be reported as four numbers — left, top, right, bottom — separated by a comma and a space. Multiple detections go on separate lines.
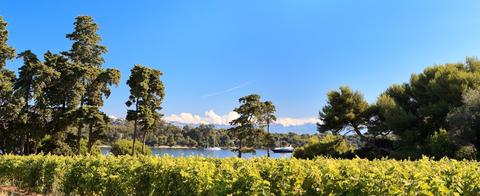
108, 115, 123, 120
163, 110, 318, 127
276, 117, 318, 127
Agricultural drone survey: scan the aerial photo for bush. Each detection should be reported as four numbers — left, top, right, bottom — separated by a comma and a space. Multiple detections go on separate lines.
1, 155, 480, 195
424, 129, 456, 159
79, 139, 101, 156
293, 134, 355, 159
455, 144, 478, 160
110, 139, 151, 156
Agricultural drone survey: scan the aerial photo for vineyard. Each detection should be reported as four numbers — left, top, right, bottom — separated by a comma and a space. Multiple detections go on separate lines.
0, 155, 479, 195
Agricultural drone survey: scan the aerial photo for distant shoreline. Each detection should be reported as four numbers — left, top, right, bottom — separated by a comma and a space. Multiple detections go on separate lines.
99, 145, 227, 149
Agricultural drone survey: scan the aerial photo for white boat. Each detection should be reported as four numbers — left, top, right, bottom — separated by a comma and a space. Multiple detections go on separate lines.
206, 133, 221, 151
206, 147, 222, 151
272, 145, 294, 153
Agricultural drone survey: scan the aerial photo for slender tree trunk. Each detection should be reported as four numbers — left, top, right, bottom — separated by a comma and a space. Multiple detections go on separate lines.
33, 142, 38, 154
142, 130, 147, 154
132, 100, 138, 156
267, 122, 270, 158
20, 134, 26, 155
21, 93, 29, 155
77, 99, 84, 155
25, 132, 30, 155
87, 123, 94, 153
238, 138, 242, 158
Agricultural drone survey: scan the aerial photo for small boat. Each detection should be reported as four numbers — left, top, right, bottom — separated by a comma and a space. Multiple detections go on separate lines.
206, 132, 222, 151
272, 145, 294, 153
206, 147, 222, 151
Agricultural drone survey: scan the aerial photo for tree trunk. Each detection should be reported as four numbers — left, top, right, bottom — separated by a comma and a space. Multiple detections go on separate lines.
87, 123, 94, 153
20, 134, 25, 155
77, 99, 84, 155
132, 120, 137, 156
238, 139, 242, 158
352, 125, 392, 153
266, 122, 270, 158
142, 130, 147, 154
25, 132, 30, 155
132, 100, 139, 156
21, 93, 29, 155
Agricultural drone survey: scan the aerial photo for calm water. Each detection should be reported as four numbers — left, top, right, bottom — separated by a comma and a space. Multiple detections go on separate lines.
100, 147, 292, 158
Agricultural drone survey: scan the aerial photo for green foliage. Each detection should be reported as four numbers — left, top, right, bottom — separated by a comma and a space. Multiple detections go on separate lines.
455, 145, 478, 160
375, 59, 480, 145
79, 139, 101, 156
229, 94, 266, 157
447, 88, 480, 151
318, 86, 369, 138
110, 139, 151, 156
2, 155, 480, 195
63, 15, 120, 154
293, 134, 355, 159
260, 101, 277, 157
126, 64, 165, 155
309, 57, 480, 160
14, 50, 60, 154
0, 16, 15, 69
424, 129, 456, 159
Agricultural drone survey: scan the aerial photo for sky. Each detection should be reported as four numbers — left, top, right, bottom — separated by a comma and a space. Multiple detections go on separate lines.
2, 1, 480, 129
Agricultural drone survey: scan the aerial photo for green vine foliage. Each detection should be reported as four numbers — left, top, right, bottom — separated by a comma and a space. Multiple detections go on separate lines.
1, 155, 480, 195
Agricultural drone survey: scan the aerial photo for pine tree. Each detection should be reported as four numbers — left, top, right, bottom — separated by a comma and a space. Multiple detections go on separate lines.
0, 16, 19, 154
15, 50, 58, 154
126, 65, 164, 155
261, 101, 276, 157
229, 94, 265, 158
63, 16, 120, 154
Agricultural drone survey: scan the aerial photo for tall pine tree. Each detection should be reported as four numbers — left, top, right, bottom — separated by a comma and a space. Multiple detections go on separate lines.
63, 16, 120, 154
0, 16, 19, 154
126, 65, 164, 155
15, 50, 58, 154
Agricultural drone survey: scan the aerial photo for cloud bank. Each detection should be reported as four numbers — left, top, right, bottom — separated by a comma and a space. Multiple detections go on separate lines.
163, 110, 318, 127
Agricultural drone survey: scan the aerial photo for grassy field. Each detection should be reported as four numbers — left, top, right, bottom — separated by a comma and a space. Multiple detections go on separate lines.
1, 155, 479, 195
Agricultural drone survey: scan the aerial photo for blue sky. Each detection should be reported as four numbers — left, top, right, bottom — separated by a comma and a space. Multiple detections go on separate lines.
2, 1, 480, 127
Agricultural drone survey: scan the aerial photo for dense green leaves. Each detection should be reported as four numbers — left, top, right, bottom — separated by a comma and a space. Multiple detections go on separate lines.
62, 16, 120, 154
110, 139, 151, 156
0, 16, 120, 155
126, 65, 165, 155
315, 58, 480, 159
0, 16, 15, 70
2, 155, 480, 195
318, 86, 369, 136
260, 101, 276, 157
229, 94, 275, 157
293, 134, 355, 159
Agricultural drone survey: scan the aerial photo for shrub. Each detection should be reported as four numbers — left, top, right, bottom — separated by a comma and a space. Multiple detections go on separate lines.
293, 134, 355, 159
424, 129, 456, 159
110, 139, 151, 156
79, 139, 101, 156
455, 144, 478, 160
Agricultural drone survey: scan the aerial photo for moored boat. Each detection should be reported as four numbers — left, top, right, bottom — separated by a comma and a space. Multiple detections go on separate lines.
272, 145, 294, 153
206, 147, 222, 151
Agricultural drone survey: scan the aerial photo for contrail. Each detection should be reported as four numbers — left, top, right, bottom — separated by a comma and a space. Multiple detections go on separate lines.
201, 81, 254, 98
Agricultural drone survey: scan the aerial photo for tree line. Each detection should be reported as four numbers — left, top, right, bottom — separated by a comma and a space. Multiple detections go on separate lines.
0, 15, 302, 157
0, 16, 165, 156
105, 120, 312, 150
0, 15, 120, 155
311, 58, 480, 160
5, 14, 475, 160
